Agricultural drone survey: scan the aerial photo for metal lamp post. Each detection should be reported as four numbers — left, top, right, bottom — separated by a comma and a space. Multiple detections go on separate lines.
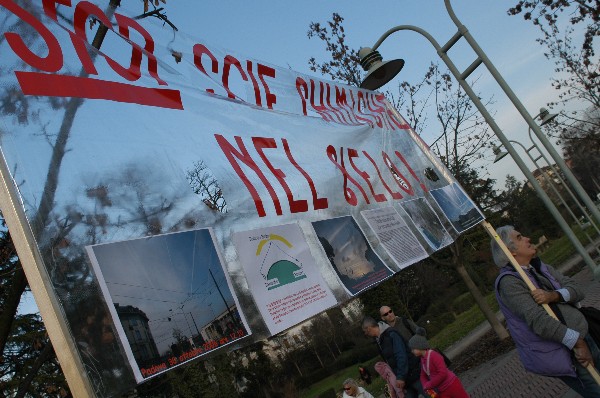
356, 0, 600, 277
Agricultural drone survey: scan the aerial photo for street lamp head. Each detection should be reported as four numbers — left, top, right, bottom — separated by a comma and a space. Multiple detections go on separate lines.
537, 107, 558, 126
492, 145, 508, 163
358, 47, 404, 90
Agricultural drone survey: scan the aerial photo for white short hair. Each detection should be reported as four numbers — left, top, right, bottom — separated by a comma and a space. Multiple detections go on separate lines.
490, 225, 517, 267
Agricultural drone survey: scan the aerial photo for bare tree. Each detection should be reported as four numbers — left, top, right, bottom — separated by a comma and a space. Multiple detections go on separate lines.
508, 2, 599, 144
187, 160, 227, 212
508, 0, 599, 70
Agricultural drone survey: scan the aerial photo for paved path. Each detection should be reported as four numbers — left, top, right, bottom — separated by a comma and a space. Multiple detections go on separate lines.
455, 264, 600, 398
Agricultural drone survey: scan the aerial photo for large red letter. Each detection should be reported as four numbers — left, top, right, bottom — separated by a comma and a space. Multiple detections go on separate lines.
296, 77, 308, 115
215, 134, 281, 217
193, 44, 219, 94
326, 146, 369, 206
3, 0, 63, 72
257, 64, 276, 109
222, 55, 247, 99
362, 150, 403, 200
348, 148, 386, 203
395, 151, 428, 192
114, 13, 167, 85
283, 139, 328, 210
253, 137, 308, 214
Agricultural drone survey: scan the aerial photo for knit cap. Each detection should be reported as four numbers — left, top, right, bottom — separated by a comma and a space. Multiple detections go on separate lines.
408, 334, 430, 350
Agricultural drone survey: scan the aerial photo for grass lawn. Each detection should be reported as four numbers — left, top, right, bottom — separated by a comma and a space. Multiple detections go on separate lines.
299, 355, 386, 398
428, 294, 499, 351
539, 224, 599, 267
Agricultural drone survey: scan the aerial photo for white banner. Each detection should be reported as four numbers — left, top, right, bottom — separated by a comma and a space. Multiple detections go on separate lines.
0, 0, 482, 392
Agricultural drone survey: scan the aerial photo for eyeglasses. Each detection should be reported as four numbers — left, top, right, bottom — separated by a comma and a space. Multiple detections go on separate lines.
381, 310, 393, 316
343, 387, 353, 391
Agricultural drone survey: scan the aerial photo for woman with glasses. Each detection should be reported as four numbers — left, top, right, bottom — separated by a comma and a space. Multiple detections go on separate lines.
342, 378, 374, 398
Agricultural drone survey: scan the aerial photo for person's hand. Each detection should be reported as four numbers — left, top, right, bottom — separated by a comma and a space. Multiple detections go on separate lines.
573, 338, 594, 367
395, 379, 406, 389
531, 288, 559, 305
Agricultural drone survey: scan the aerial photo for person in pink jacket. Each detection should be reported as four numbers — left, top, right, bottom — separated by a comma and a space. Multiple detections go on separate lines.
408, 335, 469, 398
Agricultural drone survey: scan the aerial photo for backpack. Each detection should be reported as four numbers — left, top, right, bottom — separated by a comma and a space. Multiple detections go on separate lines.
580, 306, 600, 345
401, 317, 452, 368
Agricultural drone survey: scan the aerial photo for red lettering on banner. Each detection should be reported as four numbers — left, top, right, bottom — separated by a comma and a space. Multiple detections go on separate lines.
395, 151, 428, 192
3, 0, 63, 72
246, 60, 262, 105
216, 135, 328, 216
365, 93, 386, 129
356, 91, 377, 128
253, 137, 308, 213
382, 151, 414, 195
215, 134, 281, 217
324, 147, 426, 206
375, 93, 409, 129
324, 82, 346, 125
223, 55, 248, 99
326, 146, 370, 206
282, 139, 328, 210
43, 0, 71, 21
310, 80, 334, 122
191, 45, 277, 108
1, 0, 182, 108
348, 148, 387, 203
294, 78, 410, 130
71, 1, 109, 73
114, 13, 166, 85
296, 77, 309, 115
71, 1, 167, 85
335, 86, 360, 125
193, 44, 219, 94
362, 151, 403, 200
15, 72, 183, 109
257, 64, 276, 109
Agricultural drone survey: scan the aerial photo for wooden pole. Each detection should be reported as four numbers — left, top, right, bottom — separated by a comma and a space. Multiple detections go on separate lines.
482, 220, 600, 385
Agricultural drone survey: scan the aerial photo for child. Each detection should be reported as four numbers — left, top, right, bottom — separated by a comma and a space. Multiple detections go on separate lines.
408, 335, 469, 398
358, 365, 372, 385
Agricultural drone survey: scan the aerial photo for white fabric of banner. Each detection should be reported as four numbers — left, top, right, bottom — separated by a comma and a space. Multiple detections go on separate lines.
0, 0, 482, 391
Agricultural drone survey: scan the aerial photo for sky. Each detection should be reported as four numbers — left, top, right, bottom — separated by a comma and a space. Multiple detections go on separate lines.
88, 228, 238, 354
17, 0, 576, 314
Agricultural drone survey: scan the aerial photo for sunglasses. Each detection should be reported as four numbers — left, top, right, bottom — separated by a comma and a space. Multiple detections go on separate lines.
343, 387, 353, 391
381, 310, 393, 316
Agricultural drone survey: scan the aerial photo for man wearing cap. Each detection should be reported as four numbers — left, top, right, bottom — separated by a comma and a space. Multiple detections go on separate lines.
362, 316, 423, 398
491, 225, 600, 397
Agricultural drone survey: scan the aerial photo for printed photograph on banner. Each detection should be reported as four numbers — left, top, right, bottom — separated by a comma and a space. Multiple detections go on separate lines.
86, 229, 250, 382
232, 223, 338, 335
361, 207, 428, 270
400, 198, 453, 250
429, 183, 485, 233
312, 216, 393, 296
